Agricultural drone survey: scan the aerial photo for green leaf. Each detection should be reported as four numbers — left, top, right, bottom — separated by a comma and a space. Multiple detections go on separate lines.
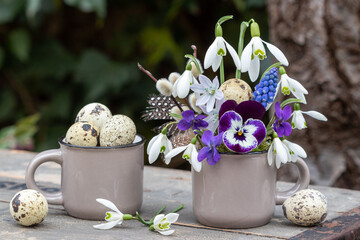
280, 98, 304, 108
0, 0, 25, 24
8, 29, 31, 62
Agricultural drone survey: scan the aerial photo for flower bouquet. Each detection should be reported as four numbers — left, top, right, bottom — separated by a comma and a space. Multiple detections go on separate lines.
141, 16, 327, 228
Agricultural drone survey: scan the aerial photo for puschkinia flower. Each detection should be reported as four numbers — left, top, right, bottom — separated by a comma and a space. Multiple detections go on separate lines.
273, 102, 292, 138
172, 67, 197, 99
165, 141, 201, 172
241, 22, 288, 82
177, 110, 208, 131
198, 130, 224, 165
190, 75, 224, 113
283, 139, 307, 162
267, 133, 289, 169
93, 198, 132, 230
291, 103, 328, 130
150, 213, 179, 235
279, 67, 308, 103
147, 129, 172, 164
200, 98, 225, 132
219, 111, 266, 153
204, 36, 241, 72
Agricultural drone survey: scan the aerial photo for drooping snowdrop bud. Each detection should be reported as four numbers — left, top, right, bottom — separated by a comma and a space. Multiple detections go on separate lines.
168, 72, 180, 85
189, 93, 202, 114
156, 78, 173, 96
187, 59, 203, 78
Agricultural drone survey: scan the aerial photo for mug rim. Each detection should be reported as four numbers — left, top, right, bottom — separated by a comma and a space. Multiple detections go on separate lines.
58, 134, 146, 149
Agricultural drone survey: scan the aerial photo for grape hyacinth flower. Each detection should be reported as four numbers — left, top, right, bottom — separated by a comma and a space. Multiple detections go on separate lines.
241, 21, 288, 82
273, 102, 292, 138
279, 67, 308, 103
219, 110, 266, 153
283, 139, 307, 162
200, 98, 225, 132
252, 67, 279, 110
190, 75, 224, 113
150, 213, 179, 235
291, 103, 328, 130
147, 128, 172, 164
198, 130, 224, 165
172, 63, 197, 99
267, 132, 289, 169
177, 110, 208, 131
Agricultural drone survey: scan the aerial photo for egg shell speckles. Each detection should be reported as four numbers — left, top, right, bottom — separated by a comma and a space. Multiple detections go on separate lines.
100, 115, 136, 146
282, 189, 328, 226
75, 103, 112, 130
219, 78, 253, 104
9, 189, 48, 226
65, 121, 99, 147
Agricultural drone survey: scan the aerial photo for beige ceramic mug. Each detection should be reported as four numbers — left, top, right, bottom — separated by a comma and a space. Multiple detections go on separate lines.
192, 152, 310, 228
26, 135, 145, 220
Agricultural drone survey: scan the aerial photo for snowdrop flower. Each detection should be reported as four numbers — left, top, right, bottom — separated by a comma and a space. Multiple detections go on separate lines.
279, 67, 308, 103
190, 75, 224, 112
150, 213, 179, 235
200, 98, 225, 132
291, 103, 328, 130
165, 138, 201, 172
204, 23, 241, 72
267, 132, 290, 169
241, 21, 288, 82
147, 128, 172, 164
93, 198, 132, 230
282, 139, 307, 162
172, 64, 197, 99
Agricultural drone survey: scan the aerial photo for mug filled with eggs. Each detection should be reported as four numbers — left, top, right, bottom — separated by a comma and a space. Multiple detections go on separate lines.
25, 103, 145, 220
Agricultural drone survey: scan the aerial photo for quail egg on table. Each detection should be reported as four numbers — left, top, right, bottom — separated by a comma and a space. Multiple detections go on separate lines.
65, 121, 99, 147
219, 78, 252, 104
75, 103, 112, 130
282, 189, 328, 226
100, 114, 136, 146
9, 189, 48, 226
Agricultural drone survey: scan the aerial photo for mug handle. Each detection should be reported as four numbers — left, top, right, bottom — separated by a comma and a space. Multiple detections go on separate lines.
275, 158, 310, 205
25, 149, 63, 205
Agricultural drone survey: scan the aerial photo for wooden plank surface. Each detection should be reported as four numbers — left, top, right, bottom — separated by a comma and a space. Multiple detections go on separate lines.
1, 149, 360, 240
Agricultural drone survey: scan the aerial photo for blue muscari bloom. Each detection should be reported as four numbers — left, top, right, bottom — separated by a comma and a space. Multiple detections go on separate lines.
252, 67, 279, 110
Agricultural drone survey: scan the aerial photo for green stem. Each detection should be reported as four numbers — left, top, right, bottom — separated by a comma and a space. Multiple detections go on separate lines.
135, 212, 150, 226
236, 21, 250, 79
196, 134, 204, 148
170, 204, 184, 213
266, 115, 276, 133
148, 205, 167, 225
220, 58, 225, 84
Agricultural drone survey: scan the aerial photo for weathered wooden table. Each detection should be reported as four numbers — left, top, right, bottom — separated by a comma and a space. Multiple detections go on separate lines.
1, 149, 360, 239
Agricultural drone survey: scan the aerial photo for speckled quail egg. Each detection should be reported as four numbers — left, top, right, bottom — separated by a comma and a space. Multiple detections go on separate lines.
75, 103, 112, 130
100, 114, 136, 146
65, 121, 99, 147
9, 189, 48, 226
282, 189, 327, 226
219, 78, 253, 104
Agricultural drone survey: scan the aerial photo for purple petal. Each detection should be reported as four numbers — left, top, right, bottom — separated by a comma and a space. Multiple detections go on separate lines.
273, 122, 285, 138
219, 100, 237, 118
283, 121, 292, 136
198, 147, 210, 162
182, 110, 195, 122
219, 111, 242, 133
177, 119, 192, 131
234, 100, 266, 122
195, 114, 206, 120
282, 105, 292, 121
275, 102, 281, 118
243, 119, 266, 144
193, 119, 209, 130
212, 149, 221, 163
212, 132, 224, 147
201, 130, 213, 146
223, 130, 258, 153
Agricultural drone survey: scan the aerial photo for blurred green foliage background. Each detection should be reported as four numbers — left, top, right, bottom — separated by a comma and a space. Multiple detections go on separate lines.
0, 0, 267, 151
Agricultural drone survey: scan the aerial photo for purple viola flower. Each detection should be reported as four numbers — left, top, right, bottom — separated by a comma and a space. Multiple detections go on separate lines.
219, 111, 266, 153
219, 100, 266, 122
273, 102, 292, 137
198, 130, 224, 165
177, 110, 209, 131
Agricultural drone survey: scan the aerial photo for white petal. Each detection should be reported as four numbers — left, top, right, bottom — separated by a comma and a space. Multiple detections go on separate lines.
284, 140, 307, 158
287, 76, 308, 94
248, 57, 260, 82
199, 75, 212, 88
252, 37, 266, 58
224, 40, 241, 70
262, 40, 289, 66
147, 134, 159, 154
177, 71, 191, 98
206, 96, 216, 113
190, 84, 206, 93
96, 199, 121, 214
241, 38, 254, 72
148, 136, 162, 164
211, 55, 222, 72
204, 38, 219, 69
214, 89, 224, 100
158, 229, 175, 235
153, 214, 165, 225
165, 146, 187, 159
196, 94, 211, 106
190, 148, 201, 172
274, 138, 288, 167
302, 111, 328, 121
292, 111, 307, 130
267, 143, 274, 166
104, 211, 123, 221
93, 220, 121, 230
165, 213, 180, 223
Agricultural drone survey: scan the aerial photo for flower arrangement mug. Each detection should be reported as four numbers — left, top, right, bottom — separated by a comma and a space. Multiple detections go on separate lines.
26, 135, 145, 220
192, 152, 310, 228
